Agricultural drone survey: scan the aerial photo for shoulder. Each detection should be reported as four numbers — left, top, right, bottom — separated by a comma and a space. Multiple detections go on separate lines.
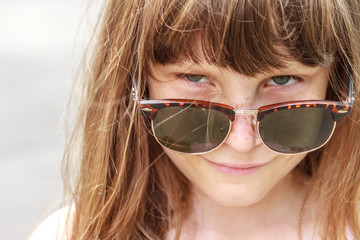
28, 205, 74, 240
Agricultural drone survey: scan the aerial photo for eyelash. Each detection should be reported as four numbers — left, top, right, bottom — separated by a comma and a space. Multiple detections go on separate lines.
179, 74, 214, 87
183, 74, 208, 82
266, 75, 302, 87
180, 73, 302, 89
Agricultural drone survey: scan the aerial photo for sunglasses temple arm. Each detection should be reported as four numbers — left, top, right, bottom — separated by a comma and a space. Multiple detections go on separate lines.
346, 73, 355, 106
132, 78, 140, 104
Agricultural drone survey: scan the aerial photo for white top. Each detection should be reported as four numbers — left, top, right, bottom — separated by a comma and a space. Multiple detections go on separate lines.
28, 206, 73, 240
29, 206, 355, 240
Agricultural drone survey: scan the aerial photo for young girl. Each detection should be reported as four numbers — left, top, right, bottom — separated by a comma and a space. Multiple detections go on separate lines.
31, 0, 360, 239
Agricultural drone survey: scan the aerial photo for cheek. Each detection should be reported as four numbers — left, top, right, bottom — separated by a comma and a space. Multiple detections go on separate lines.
164, 149, 200, 178
306, 73, 329, 100
271, 153, 307, 175
147, 80, 163, 99
147, 79, 185, 99
148, 82, 170, 99
310, 81, 328, 100
164, 148, 308, 207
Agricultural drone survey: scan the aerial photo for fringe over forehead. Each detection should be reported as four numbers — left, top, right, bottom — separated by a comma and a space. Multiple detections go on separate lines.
138, 0, 343, 76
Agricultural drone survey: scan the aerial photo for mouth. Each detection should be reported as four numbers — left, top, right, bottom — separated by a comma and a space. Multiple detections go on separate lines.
203, 157, 268, 176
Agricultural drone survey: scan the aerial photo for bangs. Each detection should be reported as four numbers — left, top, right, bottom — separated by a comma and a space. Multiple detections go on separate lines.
140, 0, 337, 76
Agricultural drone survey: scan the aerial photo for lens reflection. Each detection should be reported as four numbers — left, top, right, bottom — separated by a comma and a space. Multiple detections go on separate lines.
152, 105, 230, 153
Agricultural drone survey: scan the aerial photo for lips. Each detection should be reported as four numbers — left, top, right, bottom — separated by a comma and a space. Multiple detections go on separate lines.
203, 158, 267, 175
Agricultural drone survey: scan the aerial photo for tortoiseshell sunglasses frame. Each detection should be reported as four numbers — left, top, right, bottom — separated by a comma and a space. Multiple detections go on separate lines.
134, 74, 354, 154
139, 99, 352, 122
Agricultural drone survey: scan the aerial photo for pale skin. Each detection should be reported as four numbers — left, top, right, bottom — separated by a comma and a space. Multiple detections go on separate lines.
147, 56, 329, 239
29, 59, 330, 240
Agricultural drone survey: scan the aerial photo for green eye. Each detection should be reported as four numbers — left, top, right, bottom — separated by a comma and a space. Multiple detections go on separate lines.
184, 74, 206, 82
268, 76, 297, 86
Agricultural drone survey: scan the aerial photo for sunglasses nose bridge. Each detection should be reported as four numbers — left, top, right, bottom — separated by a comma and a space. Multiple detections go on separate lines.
234, 109, 258, 118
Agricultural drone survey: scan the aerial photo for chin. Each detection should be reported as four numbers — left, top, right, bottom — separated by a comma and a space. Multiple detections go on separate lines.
194, 183, 271, 208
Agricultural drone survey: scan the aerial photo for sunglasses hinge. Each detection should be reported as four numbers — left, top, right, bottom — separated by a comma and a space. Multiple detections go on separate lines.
132, 87, 136, 100
141, 107, 152, 112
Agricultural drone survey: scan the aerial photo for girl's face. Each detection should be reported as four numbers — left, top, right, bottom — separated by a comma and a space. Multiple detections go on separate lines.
147, 54, 329, 207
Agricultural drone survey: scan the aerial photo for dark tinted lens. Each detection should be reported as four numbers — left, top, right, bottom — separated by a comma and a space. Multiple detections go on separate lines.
152, 105, 230, 153
259, 108, 335, 153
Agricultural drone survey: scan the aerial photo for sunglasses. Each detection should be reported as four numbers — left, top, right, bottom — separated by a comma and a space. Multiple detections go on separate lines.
135, 75, 354, 155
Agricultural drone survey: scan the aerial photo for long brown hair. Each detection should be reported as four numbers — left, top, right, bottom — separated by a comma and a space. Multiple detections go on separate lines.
63, 0, 360, 239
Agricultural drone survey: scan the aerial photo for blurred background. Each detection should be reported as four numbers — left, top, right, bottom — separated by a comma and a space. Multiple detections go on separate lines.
0, 1, 99, 239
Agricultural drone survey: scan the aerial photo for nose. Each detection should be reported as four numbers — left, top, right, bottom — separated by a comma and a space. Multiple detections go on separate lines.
224, 115, 261, 153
